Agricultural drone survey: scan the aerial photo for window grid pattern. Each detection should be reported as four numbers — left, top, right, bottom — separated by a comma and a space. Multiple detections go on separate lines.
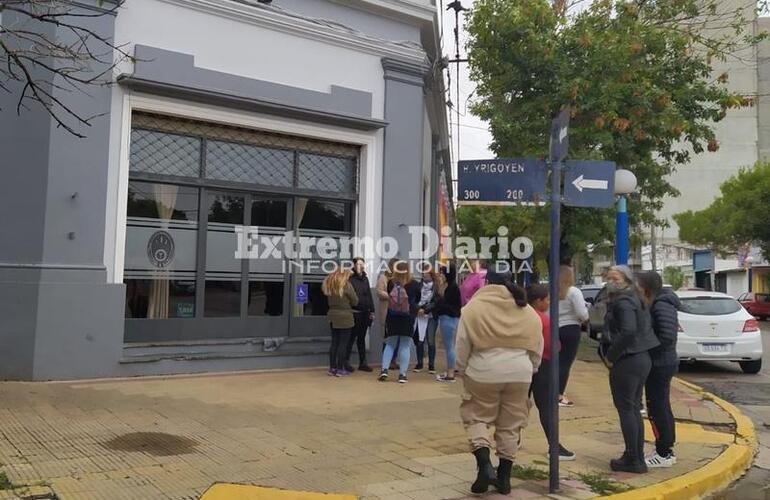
298, 153, 355, 193
206, 140, 294, 187
130, 129, 200, 177
130, 112, 359, 194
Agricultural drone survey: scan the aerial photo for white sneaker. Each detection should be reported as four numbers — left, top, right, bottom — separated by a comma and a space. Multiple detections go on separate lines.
645, 452, 676, 468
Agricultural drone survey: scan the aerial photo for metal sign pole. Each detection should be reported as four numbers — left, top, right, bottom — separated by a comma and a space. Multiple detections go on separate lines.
547, 159, 561, 494
547, 106, 569, 494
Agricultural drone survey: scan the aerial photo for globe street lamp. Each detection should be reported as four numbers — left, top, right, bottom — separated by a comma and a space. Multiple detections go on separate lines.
614, 169, 637, 266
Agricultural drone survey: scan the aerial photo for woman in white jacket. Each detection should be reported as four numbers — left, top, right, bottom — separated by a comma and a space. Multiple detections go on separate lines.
557, 265, 589, 407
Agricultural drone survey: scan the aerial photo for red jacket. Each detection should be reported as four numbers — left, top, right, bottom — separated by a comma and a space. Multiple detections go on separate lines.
536, 310, 560, 361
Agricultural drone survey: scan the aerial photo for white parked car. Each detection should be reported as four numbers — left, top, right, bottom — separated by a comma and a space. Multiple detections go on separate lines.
676, 290, 763, 374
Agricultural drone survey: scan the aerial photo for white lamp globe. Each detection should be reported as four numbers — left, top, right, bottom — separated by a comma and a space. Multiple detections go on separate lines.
615, 169, 637, 195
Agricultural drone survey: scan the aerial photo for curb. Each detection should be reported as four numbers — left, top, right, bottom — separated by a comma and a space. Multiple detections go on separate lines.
604, 377, 757, 500
200, 483, 356, 500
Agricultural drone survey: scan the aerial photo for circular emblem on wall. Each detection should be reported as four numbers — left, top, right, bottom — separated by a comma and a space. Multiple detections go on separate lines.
147, 230, 175, 268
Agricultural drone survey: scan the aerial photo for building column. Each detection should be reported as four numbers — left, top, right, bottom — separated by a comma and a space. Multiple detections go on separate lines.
0, 2, 125, 380
380, 58, 430, 261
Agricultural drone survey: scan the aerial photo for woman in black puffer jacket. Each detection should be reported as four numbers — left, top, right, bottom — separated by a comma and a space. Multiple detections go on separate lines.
601, 265, 660, 474
637, 272, 680, 468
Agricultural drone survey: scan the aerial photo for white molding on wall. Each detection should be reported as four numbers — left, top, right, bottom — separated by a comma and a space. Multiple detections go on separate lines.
113, 93, 134, 284
111, 92, 383, 282
329, 0, 435, 23
156, 0, 427, 64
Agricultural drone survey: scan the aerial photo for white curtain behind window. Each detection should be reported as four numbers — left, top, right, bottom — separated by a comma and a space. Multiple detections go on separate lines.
147, 184, 179, 319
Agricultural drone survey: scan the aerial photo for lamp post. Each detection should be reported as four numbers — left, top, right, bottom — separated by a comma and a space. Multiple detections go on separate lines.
614, 169, 637, 266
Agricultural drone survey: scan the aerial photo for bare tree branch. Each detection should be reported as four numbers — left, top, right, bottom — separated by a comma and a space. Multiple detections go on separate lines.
0, 0, 131, 137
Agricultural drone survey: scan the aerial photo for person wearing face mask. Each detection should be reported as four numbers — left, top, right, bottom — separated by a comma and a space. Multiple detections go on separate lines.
600, 265, 660, 473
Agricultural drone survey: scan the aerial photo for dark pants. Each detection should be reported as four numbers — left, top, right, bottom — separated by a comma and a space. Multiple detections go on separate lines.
329, 327, 351, 370
558, 324, 582, 395
345, 312, 370, 368
645, 363, 678, 456
530, 358, 553, 445
413, 317, 437, 369
610, 352, 652, 462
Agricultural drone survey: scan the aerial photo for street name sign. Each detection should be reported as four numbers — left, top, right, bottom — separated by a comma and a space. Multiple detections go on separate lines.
457, 158, 547, 206
562, 160, 616, 208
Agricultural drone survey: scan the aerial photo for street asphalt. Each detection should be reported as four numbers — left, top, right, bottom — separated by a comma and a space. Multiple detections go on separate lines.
678, 322, 770, 500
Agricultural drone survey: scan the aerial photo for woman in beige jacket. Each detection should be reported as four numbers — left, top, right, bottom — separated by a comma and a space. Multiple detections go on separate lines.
375, 258, 398, 327
456, 270, 543, 495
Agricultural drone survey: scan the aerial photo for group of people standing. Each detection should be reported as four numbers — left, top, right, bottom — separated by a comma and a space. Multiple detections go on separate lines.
322, 258, 679, 494
322, 257, 469, 381
452, 264, 680, 494
600, 265, 680, 472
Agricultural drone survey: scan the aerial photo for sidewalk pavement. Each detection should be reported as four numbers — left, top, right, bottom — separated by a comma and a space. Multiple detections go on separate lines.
0, 356, 743, 500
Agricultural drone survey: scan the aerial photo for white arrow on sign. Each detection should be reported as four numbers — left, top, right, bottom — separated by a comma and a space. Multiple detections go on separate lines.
559, 125, 568, 144
572, 174, 609, 192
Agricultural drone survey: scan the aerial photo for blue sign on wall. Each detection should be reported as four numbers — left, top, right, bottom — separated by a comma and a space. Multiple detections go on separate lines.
296, 283, 309, 304
562, 160, 616, 208
457, 158, 547, 206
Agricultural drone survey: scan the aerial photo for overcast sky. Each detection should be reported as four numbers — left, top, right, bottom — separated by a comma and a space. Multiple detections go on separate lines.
439, 0, 493, 190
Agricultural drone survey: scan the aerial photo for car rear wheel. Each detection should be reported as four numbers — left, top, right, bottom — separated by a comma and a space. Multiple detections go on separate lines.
739, 360, 762, 374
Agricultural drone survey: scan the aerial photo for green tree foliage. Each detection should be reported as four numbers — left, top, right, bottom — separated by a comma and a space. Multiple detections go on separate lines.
663, 266, 685, 290
460, 0, 763, 262
674, 162, 770, 261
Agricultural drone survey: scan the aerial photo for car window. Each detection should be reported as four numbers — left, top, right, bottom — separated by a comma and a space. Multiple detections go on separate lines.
678, 297, 742, 316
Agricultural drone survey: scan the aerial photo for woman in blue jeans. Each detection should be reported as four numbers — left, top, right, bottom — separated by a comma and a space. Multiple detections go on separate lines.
434, 262, 462, 382
379, 260, 420, 383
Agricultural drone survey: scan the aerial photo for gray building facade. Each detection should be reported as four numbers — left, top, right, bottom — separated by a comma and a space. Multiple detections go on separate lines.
0, 0, 453, 380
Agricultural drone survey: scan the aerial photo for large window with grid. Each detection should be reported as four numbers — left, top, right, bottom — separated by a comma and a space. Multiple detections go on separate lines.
123, 112, 359, 342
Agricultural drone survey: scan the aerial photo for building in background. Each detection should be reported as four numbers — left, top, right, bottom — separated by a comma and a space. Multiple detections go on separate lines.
641, 2, 770, 294
0, 0, 452, 380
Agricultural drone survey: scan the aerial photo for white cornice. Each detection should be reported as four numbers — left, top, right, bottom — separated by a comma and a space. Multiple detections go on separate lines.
330, 0, 436, 23
154, 0, 427, 64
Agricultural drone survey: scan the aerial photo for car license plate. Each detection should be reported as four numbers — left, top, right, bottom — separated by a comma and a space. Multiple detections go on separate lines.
701, 343, 729, 353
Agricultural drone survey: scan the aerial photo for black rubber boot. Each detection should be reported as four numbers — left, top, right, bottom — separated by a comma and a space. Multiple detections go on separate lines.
495, 458, 513, 495
471, 447, 496, 494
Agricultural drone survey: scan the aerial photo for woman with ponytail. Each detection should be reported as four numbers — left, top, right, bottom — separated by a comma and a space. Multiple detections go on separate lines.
455, 270, 543, 495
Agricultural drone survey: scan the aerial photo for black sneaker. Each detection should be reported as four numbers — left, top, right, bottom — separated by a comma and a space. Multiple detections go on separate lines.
413, 365, 423, 373
358, 365, 373, 373
398, 374, 408, 384
558, 444, 576, 461
548, 444, 576, 461
378, 370, 389, 381
344, 364, 355, 373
